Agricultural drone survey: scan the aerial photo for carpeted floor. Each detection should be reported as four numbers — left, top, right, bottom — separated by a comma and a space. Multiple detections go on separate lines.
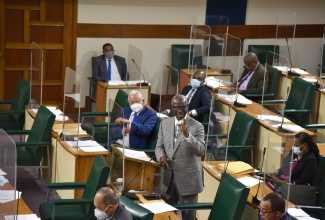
17, 168, 60, 217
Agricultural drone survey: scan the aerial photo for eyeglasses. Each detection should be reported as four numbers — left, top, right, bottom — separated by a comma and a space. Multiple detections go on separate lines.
258, 208, 277, 216
172, 106, 187, 112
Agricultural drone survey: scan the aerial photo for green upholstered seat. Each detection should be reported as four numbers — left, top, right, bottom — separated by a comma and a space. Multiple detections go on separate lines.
263, 77, 316, 126
142, 117, 162, 155
173, 172, 250, 220
39, 155, 110, 220
213, 110, 258, 165
0, 78, 30, 130
299, 156, 325, 219
81, 89, 129, 144
248, 45, 279, 66
119, 196, 154, 220
6, 105, 55, 182
244, 64, 282, 102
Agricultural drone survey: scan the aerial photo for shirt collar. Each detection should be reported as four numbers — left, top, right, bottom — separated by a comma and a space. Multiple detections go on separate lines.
174, 114, 187, 126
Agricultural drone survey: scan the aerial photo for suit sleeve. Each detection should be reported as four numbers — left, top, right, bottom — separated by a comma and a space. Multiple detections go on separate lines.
293, 157, 317, 185
186, 121, 205, 157
155, 122, 166, 163
194, 89, 211, 116
92, 57, 102, 81
130, 110, 157, 136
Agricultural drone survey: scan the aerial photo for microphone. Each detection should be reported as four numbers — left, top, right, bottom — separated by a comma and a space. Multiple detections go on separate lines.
285, 37, 300, 77
278, 87, 293, 133
252, 147, 266, 206
121, 154, 156, 200
224, 128, 239, 173
132, 59, 149, 86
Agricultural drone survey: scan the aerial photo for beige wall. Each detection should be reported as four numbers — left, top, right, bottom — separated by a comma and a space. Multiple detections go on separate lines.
76, 0, 325, 105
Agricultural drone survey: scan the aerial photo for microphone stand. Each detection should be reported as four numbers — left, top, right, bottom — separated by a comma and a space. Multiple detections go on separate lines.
252, 147, 266, 206
286, 37, 300, 77
278, 87, 293, 133
132, 59, 149, 87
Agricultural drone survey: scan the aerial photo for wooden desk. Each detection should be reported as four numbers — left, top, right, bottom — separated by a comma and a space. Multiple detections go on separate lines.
197, 161, 294, 220
213, 93, 315, 170
96, 82, 151, 114
25, 109, 108, 199
179, 68, 233, 93
0, 183, 33, 215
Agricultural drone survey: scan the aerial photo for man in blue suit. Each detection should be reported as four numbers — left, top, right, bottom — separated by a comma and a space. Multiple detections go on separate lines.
114, 90, 157, 150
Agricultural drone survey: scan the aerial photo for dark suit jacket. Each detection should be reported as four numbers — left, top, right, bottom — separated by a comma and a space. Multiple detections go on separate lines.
111, 106, 157, 150
181, 85, 211, 122
238, 63, 269, 94
278, 151, 317, 185
92, 55, 128, 81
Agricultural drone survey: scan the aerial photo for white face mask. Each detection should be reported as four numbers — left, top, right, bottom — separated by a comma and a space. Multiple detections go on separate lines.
94, 208, 108, 219
131, 103, 143, 113
293, 146, 303, 155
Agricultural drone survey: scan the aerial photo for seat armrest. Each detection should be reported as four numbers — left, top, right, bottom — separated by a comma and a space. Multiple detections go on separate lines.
283, 109, 312, 113
219, 145, 254, 150
142, 149, 155, 154
47, 182, 87, 190
81, 112, 108, 117
173, 203, 213, 210
52, 198, 93, 206
259, 99, 285, 104
5, 130, 31, 135
0, 100, 13, 105
299, 205, 325, 212
205, 134, 228, 139
303, 124, 325, 129
15, 141, 50, 147
0, 110, 25, 115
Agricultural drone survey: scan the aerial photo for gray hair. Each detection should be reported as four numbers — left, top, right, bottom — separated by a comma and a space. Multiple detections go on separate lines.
128, 90, 143, 100
96, 187, 118, 205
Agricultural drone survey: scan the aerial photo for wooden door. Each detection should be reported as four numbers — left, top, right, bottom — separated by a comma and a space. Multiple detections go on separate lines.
0, 0, 76, 108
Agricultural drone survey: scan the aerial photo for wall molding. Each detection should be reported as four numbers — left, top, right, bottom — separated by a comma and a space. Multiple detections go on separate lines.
77, 24, 325, 39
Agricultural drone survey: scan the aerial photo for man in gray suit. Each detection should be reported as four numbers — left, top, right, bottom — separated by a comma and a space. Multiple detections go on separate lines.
155, 94, 205, 220
236, 52, 269, 94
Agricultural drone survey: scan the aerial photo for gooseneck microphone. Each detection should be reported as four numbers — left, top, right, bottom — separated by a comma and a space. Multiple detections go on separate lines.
278, 87, 293, 133
286, 37, 300, 77
132, 59, 149, 86
121, 155, 156, 199
252, 147, 266, 206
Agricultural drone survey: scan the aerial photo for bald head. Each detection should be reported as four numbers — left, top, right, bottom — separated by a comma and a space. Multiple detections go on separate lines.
244, 52, 259, 71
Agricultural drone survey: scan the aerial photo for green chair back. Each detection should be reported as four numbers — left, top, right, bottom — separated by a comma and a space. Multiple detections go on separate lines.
83, 155, 110, 219
228, 110, 258, 161
248, 45, 279, 66
1, 78, 30, 130
119, 196, 154, 220
285, 77, 316, 125
146, 117, 162, 150
110, 89, 129, 123
171, 44, 202, 86
311, 155, 325, 187
208, 172, 250, 220
26, 105, 55, 165
265, 64, 282, 96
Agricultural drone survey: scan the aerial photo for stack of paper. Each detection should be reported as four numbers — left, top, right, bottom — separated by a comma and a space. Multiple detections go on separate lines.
218, 94, 253, 105
0, 190, 21, 203
291, 68, 309, 75
139, 202, 177, 214
0, 169, 8, 187
117, 147, 153, 162
272, 124, 304, 132
65, 140, 107, 152
257, 115, 290, 123
4, 214, 40, 220
218, 161, 255, 175
108, 80, 150, 86
287, 208, 318, 219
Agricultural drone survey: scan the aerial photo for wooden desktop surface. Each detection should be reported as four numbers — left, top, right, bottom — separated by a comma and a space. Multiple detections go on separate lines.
0, 183, 33, 215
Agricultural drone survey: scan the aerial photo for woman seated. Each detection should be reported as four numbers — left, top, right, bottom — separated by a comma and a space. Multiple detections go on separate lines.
266, 132, 319, 191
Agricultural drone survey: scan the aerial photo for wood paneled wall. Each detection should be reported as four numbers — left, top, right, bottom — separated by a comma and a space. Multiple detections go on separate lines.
1, 0, 76, 108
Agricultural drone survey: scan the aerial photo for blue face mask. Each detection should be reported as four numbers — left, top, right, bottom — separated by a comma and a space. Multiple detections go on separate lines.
293, 146, 303, 155
190, 79, 201, 89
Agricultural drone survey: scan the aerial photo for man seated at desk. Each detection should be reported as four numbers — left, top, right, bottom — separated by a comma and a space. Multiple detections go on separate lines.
258, 192, 290, 220
113, 90, 157, 150
94, 187, 132, 220
164, 70, 211, 123
235, 52, 269, 94
91, 43, 129, 97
